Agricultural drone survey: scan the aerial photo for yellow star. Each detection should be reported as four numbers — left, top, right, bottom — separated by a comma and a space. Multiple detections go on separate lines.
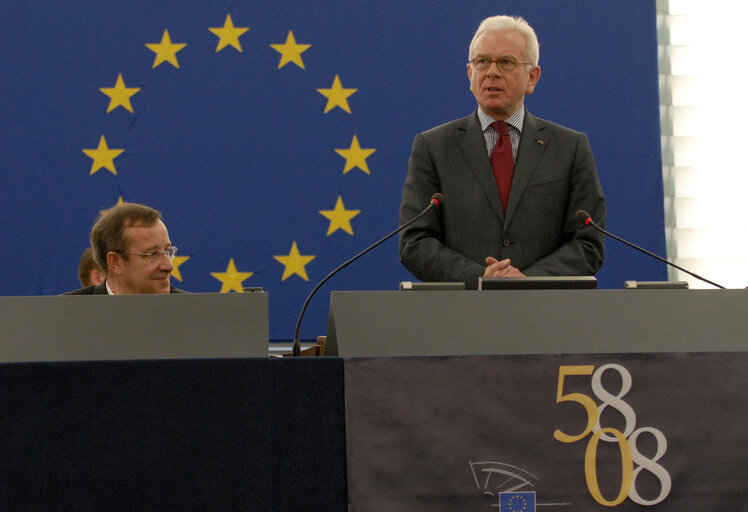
270, 30, 311, 69
317, 74, 357, 114
82, 135, 124, 175
99, 196, 124, 215
170, 255, 190, 282
210, 258, 254, 293
274, 241, 316, 282
145, 29, 187, 69
99, 74, 141, 113
335, 135, 376, 174
319, 196, 361, 236
208, 14, 249, 53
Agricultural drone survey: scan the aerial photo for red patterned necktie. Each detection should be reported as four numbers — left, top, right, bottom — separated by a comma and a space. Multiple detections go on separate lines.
490, 121, 514, 213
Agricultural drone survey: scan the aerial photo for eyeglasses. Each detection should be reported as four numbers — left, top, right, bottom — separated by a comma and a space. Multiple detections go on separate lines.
469, 57, 533, 72
116, 246, 178, 261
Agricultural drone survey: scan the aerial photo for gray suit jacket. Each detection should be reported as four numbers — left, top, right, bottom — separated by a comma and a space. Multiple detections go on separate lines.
398, 109, 606, 289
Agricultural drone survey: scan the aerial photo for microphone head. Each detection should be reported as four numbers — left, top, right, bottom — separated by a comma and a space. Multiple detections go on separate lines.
430, 193, 445, 207
576, 210, 591, 225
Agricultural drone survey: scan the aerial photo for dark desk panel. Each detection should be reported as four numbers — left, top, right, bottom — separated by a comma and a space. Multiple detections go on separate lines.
1, 352, 744, 511
344, 353, 748, 511
0, 358, 346, 512
270, 357, 348, 511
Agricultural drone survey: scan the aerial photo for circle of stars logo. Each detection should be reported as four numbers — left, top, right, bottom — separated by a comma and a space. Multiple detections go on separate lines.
80, 11, 378, 292
507, 494, 529, 511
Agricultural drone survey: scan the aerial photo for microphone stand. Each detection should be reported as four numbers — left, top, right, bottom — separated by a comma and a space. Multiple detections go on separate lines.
578, 211, 725, 290
290, 195, 443, 356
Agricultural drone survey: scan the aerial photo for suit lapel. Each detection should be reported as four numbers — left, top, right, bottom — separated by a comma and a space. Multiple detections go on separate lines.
456, 112, 504, 221
505, 110, 548, 226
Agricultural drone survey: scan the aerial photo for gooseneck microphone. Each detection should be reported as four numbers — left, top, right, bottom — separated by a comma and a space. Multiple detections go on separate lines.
576, 210, 725, 289
290, 193, 445, 356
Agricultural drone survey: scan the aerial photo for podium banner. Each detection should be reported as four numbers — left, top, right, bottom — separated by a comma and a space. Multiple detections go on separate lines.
344, 353, 747, 511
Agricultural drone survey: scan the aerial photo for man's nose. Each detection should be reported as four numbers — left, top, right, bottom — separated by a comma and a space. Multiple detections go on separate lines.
159, 254, 174, 271
486, 60, 503, 76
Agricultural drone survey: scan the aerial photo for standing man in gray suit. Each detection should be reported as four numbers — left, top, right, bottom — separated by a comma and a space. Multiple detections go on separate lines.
399, 15, 606, 289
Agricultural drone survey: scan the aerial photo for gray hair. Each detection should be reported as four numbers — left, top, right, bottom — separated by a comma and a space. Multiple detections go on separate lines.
468, 15, 540, 66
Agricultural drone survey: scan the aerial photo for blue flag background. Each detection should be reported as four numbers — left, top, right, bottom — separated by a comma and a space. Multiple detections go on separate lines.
500, 492, 536, 512
0, 1, 664, 341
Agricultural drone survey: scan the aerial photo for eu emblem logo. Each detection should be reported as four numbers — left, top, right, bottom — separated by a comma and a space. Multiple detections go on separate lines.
499, 491, 536, 512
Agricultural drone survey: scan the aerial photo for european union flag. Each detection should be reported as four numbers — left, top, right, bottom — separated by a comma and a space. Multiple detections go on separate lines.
500, 491, 536, 512
0, 1, 665, 342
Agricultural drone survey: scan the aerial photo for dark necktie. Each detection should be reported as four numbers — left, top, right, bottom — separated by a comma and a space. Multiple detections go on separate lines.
490, 121, 514, 213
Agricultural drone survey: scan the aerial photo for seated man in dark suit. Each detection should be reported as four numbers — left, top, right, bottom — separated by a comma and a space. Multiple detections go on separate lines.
65, 202, 185, 294
399, 14, 606, 289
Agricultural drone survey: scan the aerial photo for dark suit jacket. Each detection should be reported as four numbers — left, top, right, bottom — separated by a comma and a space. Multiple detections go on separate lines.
63, 281, 187, 295
398, 109, 606, 289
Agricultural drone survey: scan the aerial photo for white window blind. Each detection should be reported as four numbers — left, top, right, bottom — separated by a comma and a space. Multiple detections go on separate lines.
659, 0, 748, 288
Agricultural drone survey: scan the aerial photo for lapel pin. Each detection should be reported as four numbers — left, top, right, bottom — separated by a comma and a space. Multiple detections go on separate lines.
536, 139, 544, 145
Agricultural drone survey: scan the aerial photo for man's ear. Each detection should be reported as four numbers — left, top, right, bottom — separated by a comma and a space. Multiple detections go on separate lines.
525, 65, 541, 94
90, 268, 105, 285
106, 251, 124, 275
